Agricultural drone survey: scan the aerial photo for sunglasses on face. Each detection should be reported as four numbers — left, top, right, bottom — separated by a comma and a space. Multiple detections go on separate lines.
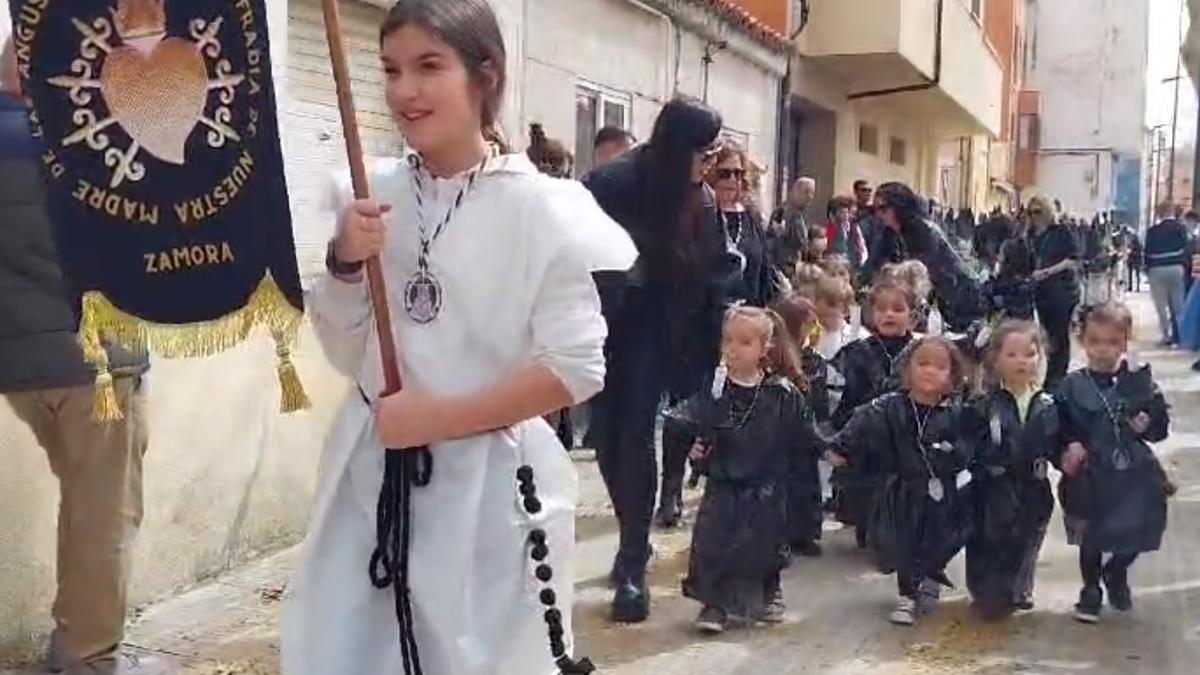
1029, 208, 1045, 216
716, 168, 745, 180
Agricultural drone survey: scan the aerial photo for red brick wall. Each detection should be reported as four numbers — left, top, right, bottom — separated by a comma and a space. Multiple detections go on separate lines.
725, 0, 789, 35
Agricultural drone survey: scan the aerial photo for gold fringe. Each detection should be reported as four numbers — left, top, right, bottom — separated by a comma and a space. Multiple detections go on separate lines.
79, 274, 310, 419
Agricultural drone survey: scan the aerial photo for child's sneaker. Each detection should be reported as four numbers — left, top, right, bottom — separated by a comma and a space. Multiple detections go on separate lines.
1103, 570, 1134, 612
1073, 586, 1103, 624
760, 588, 787, 624
889, 596, 917, 626
695, 606, 729, 634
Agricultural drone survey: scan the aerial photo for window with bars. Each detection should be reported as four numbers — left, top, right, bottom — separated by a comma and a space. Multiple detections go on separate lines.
574, 84, 632, 176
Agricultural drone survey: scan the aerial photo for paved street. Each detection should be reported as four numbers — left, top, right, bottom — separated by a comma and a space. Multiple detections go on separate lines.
3, 293, 1198, 675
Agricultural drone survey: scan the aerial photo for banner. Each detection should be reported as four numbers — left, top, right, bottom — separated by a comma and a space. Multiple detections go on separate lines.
8, 0, 307, 417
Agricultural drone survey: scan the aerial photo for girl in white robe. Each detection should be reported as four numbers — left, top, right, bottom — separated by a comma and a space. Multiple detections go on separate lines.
281, 2, 634, 674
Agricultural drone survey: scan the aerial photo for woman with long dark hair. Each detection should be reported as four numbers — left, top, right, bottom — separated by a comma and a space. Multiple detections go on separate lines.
283, 1, 633, 673
584, 96, 729, 623
649, 140, 776, 530
871, 182, 987, 333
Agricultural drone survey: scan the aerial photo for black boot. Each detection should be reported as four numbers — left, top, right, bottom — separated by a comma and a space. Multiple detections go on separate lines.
1102, 563, 1133, 612
611, 575, 651, 623
654, 494, 682, 528
1073, 585, 1103, 624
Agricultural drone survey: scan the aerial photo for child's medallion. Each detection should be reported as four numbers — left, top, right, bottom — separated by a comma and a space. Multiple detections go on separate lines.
928, 477, 945, 502
405, 270, 442, 324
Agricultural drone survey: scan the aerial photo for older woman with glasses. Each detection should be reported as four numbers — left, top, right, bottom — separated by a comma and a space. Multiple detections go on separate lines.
703, 142, 779, 309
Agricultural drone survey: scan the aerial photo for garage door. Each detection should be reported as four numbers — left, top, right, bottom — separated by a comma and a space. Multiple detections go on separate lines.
283, 0, 401, 277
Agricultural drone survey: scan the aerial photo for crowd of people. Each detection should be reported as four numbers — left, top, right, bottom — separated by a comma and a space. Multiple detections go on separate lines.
2, 0, 1197, 672
527, 95, 1190, 635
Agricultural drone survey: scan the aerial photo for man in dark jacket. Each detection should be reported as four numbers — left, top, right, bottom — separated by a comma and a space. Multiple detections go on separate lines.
767, 176, 816, 274
1, 39, 163, 675
1144, 203, 1191, 345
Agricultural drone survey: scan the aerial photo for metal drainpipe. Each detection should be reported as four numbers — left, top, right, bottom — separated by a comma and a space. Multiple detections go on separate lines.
847, 0, 945, 100
774, 1, 812, 205
1193, 90, 1200, 209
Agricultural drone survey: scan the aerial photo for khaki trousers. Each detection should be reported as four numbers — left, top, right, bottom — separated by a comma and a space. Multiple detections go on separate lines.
6, 377, 148, 669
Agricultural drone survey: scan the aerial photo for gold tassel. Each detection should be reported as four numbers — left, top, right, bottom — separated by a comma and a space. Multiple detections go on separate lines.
93, 370, 124, 422
275, 339, 311, 413
80, 294, 125, 421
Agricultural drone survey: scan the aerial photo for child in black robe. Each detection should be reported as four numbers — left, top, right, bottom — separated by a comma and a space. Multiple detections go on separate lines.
966, 321, 1058, 618
672, 306, 819, 634
828, 336, 982, 626
1054, 302, 1172, 624
774, 293, 832, 558
829, 279, 918, 547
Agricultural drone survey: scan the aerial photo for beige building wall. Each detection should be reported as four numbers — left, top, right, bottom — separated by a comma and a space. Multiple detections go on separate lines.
794, 0, 1002, 209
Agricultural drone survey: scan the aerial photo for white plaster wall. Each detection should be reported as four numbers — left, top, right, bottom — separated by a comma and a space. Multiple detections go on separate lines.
1027, 0, 1148, 155
675, 29, 780, 202
518, 0, 668, 146
516, 0, 780, 205
1035, 152, 1116, 217
1026, 0, 1149, 213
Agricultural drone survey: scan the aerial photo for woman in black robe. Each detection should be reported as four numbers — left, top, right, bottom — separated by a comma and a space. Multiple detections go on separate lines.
650, 139, 782, 531
868, 182, 988, 333
583, 96, 732, 623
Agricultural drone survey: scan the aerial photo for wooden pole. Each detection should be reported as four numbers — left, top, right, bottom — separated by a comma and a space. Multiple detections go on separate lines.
320, 0, 403, 396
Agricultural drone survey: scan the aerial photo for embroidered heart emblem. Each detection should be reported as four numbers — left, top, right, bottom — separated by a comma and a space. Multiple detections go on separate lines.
101, 38, 208, 165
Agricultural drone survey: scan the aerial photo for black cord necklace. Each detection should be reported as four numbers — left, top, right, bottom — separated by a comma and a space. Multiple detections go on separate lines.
403, 150, 492, 324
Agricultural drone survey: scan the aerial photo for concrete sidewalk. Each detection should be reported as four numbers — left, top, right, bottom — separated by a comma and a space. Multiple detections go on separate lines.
4, 292, 1199, 675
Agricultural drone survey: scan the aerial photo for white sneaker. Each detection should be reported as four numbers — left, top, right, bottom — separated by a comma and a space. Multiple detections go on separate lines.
889, 596, 917, 626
